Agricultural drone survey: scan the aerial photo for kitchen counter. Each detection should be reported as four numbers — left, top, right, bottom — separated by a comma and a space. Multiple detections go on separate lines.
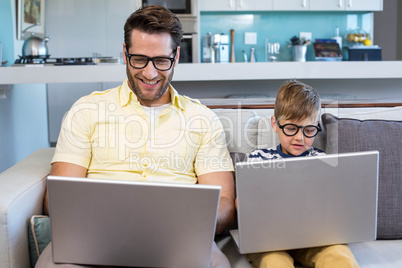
1, 61, 402, 84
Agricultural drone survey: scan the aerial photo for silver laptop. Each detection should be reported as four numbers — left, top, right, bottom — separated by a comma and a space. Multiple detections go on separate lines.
231, 151, 379, 254
47, 176, 221, 268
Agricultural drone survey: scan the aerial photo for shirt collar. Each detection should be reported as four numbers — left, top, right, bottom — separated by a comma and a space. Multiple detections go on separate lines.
119, 79, 133, 107
119, 79, 184, 110
277, 144, 310, 158
170, 85, 185, 110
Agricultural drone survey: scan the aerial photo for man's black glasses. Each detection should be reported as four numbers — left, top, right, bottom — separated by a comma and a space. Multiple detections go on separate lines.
125, 49, 177, 71
276, 119, 321, 138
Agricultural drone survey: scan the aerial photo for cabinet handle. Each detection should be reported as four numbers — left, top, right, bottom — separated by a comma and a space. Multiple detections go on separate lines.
348, 0, 352, 7
302, 0, 307, 8
238, 0, 243, 9
229, 0, 234, 9
339, 0, 343, 7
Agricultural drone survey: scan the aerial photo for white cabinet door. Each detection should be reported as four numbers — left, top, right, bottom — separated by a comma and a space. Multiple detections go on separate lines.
237, 0, 272, 11
199, 0, 235, 11
200, 0, 272, 11
310, 0, 383, 11
273, 0, 309, 10
345, 0, 382, 11
309, 0, 345, 11
201, 0, 382, 11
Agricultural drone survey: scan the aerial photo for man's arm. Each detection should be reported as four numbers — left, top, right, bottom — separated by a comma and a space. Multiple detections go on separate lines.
43, 162, 87, 216
198, 171, 235, 235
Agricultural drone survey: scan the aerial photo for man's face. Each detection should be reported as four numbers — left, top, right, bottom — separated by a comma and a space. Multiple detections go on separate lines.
123, 29, 180, 107
271, 116, 317, 156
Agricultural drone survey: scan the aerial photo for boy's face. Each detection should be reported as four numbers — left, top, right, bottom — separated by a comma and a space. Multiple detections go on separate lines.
271, 116, 318, 156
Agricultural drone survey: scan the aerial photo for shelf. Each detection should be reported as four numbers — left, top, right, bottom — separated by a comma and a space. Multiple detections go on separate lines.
1, 61, 402, 85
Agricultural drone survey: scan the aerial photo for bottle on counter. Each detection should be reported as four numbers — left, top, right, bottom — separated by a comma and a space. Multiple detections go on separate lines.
242, 50, 248, 63
332, 27, 342, 49
202, 33, 212, 63
213, 34, 221, 63
249, 47, 256, 63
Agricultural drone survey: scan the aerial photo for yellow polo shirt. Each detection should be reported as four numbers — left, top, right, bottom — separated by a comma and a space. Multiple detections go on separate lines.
52, 79, 234, 183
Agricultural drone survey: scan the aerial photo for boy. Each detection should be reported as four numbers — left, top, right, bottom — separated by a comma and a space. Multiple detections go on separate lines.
246, 81, 359, 268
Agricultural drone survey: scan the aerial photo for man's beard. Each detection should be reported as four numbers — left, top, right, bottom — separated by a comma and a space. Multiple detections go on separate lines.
126, 67, 174, 104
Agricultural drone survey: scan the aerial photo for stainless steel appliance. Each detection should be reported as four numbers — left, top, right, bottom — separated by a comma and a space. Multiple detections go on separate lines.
138, 0, 196, 16
219, 34, 229, 63
202, 33, 213, 63
209, 34, 229, 63
179, 33, 198, 63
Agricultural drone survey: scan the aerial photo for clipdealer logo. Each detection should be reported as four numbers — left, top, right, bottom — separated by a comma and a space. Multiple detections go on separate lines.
61, 100, 263, 152
61, 101, 236, 167
128, 152, 233, 173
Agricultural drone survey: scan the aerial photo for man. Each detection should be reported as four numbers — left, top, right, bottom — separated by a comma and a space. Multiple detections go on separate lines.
37, 5, 235, 268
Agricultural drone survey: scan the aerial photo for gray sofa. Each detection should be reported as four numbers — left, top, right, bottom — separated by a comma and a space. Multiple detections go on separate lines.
1, 105, 402, 268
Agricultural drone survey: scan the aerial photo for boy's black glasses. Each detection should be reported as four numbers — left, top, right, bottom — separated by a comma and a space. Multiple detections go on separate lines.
125, 49, 177, 71
276, 120, 321, 138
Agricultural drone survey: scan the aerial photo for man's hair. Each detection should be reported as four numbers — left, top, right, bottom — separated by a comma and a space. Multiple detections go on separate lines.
274, 80, 321, 122
124, 5, 183, 51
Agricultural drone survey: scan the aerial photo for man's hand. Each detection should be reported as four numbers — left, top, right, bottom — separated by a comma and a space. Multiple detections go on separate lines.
44, 162, 87, 216
198, 171, 235, 234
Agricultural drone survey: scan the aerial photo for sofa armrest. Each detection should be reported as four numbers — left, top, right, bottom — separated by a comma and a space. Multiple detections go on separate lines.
0, 148, 54, 268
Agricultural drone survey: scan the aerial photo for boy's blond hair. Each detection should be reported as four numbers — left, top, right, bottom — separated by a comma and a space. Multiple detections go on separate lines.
274, 80, 321, 122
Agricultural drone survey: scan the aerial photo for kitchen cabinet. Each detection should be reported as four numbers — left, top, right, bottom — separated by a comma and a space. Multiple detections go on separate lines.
273, 0, 309, 11
309, 0, 382, 11
199, 0, 273, 11
200, 0, 382, 11
344, 0, 382, 11
273, 0, 382, 11
309, 0, 345, 11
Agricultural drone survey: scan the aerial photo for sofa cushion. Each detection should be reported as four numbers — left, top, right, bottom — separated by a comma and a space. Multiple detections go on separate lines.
213, 109, 260, 154
322, 113, 402, 239
257, 115, 279, 150
28, 215, 51, 267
